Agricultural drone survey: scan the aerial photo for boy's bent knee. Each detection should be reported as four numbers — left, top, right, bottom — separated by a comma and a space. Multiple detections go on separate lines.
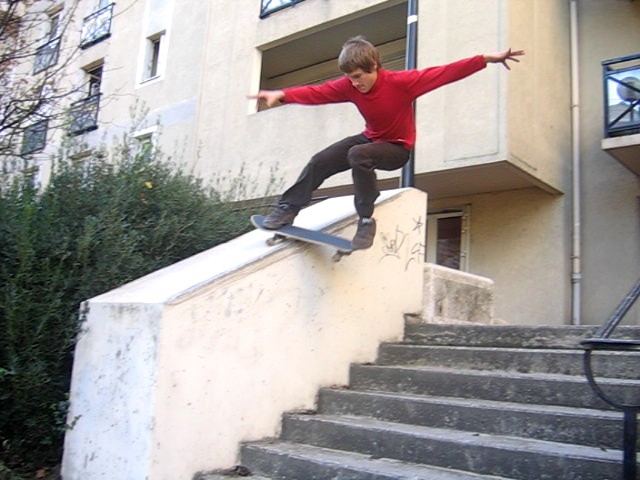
348, 145, 375, 169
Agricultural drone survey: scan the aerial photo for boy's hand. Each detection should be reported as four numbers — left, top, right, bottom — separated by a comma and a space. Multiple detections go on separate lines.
248, 90, 285, 108
484, 49, 525, 70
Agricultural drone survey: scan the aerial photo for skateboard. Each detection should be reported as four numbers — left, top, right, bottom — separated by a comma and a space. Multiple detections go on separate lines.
251, 215, 353, 262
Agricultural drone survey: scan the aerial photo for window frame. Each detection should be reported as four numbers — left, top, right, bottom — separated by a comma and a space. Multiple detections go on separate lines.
139, 31, 166, 84
426, 206, 471, 272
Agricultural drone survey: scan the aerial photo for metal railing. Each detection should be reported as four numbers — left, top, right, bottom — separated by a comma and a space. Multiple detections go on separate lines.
80, 3, 114, 49
21, 119, 49, 154
581, 278, 640, 480
260, 0, 305, 18
68, 94, 100, 136
33, 36, 61, 74
603, 54, 640, 138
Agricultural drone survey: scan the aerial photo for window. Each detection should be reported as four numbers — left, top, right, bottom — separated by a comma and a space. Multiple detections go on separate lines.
87, 64, 103, 97
34, 10, 62, 73
141, 32, 165, 82
133, 126, 158, 162
21, 120, 49, 155
48, 12, 61, 40
69, 63, 102, 135
426, 207, 470, 271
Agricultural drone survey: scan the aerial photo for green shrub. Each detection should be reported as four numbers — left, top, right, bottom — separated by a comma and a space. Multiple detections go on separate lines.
0, 137, 275, 472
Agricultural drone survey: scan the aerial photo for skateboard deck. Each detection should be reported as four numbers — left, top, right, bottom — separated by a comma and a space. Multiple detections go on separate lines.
251, 215, 353, 261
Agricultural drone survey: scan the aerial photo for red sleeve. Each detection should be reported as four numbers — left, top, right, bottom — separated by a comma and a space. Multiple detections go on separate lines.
283, 77, 352, 105
403, 55, 487, 97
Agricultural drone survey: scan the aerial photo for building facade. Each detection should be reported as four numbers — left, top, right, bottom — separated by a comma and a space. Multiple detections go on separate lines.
12, 0, 640, 326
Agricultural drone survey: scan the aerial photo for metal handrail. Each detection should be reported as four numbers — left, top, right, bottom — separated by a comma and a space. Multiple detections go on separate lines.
581, 278, 640, 480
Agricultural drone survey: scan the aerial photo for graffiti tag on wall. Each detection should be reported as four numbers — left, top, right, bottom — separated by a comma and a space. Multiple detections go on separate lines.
379, 216, 425, 271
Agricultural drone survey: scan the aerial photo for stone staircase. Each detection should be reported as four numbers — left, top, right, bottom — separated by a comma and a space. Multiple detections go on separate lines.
202, 322, 640, 480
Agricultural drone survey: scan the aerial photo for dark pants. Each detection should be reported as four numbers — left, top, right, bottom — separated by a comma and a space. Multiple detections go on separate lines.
279, 134, 410, 218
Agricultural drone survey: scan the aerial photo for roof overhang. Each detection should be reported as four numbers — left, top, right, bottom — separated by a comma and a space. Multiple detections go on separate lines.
317, 161, 562, 202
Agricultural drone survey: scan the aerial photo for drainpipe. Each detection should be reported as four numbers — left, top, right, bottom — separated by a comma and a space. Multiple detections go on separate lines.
570, 0, 582, 325
401, 0, 418, 188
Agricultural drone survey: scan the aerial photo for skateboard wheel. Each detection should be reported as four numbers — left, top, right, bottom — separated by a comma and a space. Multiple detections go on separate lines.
266, 234, 286, 247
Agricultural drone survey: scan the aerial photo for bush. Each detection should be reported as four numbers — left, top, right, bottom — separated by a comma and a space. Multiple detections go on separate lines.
0, 137, 275, 473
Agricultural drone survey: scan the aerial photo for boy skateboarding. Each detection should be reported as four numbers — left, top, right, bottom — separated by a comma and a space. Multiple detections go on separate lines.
251, 36, 524, 249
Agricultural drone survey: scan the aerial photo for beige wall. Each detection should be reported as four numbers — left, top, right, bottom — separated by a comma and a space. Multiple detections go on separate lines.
508, 0, 572, 193
576, 0, 640, 325
416, 0, 505, 172
430, 188, 571, 326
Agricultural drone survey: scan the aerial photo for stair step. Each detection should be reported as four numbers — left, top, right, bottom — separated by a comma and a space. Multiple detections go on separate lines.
241, 440, 514, 480
317, 388, 625, 449
198, 475, 271, 480
349, 364, 640, 410
377, 344, 638, 378
404, 324, 640, 348
280, 414, 625, 480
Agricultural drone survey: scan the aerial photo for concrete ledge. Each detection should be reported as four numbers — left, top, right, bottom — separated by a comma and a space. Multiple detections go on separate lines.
421, 263, 497, 324
62, 188, 426, 480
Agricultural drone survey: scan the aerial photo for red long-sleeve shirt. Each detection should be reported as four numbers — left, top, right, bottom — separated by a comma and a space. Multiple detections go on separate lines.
283, 55, 487, 150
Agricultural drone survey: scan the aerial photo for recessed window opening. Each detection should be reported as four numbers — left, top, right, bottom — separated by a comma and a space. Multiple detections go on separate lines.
426, 207, 470, 271
256, 2, 407, 109
133, 126, 158, 161
142, 32, 165, 82
87, 64, 103, 96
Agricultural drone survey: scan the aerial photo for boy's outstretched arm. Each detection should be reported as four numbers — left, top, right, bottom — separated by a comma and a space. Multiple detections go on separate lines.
483, 48, 525, 70
248, 89, 285, 108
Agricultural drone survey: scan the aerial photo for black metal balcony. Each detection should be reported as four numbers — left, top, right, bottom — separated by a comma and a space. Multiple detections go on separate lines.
21, 120, 48, 155
33, 36, 61, 74
80, 3, 114, 49
69, 94, 100, 136
602, 54, 640, 176
603, 54, 640, 138
260, 0, 305, 18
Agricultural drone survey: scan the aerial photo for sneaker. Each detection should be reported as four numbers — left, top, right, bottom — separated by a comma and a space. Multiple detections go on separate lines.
262, 203, 299, 229
352, 217, 376, 250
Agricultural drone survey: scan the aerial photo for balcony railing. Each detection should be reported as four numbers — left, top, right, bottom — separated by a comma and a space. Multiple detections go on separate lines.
80, 3, 114, 49
20, 120, 49, 155
21, 119, 48, 155
603, 53, 640, 138
260, 0, 305, 18
33, 36, 61, 74
69, 94, 100, 136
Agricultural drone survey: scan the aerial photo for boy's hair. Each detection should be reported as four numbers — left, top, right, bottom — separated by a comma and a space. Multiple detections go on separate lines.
338, 36, 382, 73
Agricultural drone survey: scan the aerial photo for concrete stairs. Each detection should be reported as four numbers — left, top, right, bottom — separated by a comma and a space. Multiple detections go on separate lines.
203, 323, 640, 480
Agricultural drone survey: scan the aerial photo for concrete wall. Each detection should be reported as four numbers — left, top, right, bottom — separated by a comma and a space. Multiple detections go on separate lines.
577, 0, 640, 325
61, 188, 426, 480
507, 0, 572, 192
416, 0, 505, 173
429, 188, 570, 326
422, 263, 496, 324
